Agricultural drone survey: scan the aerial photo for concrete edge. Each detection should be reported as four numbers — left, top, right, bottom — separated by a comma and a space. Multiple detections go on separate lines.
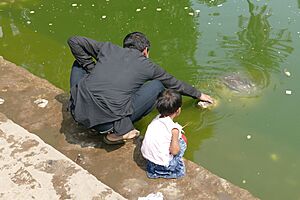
0, 112, 126, 200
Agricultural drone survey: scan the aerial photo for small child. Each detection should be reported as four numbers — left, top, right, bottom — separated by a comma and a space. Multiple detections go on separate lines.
141, 89, 187, 179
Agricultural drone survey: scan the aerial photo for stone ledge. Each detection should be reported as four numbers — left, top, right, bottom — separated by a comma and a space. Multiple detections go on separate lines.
0, 113, 126, 200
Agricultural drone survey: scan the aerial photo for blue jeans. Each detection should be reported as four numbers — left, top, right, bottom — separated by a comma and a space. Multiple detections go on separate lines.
70, 61, 165, 133
146, 138, 187, 179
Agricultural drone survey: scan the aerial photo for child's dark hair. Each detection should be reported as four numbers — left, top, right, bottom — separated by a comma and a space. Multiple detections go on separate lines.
156, 89, 182, 117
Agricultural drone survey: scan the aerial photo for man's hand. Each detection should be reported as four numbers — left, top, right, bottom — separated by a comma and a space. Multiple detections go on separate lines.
199, 93, 214, 104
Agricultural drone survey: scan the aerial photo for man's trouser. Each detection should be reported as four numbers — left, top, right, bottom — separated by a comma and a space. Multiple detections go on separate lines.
70, 60, 164, 134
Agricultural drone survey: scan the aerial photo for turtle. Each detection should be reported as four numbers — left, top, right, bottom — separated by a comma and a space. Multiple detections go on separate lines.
196, 72, 257, 109
221, 72, 257, 95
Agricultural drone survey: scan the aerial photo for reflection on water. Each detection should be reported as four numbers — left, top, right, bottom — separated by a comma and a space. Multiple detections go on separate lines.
220, 0, 293, 88
195, 0, 294, 97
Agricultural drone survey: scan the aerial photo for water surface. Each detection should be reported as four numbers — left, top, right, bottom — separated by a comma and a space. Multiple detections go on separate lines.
1, 0, 300, 199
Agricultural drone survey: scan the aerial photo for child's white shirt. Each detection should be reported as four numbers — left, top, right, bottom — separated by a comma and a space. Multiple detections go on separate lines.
141, 115, 182, 166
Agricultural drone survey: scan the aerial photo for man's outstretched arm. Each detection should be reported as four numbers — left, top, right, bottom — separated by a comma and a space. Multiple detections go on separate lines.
149, 62, 214, 103
67, 36, 104, 70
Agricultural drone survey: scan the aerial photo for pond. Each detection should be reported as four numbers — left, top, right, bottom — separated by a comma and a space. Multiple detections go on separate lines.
1, 0, 300, 199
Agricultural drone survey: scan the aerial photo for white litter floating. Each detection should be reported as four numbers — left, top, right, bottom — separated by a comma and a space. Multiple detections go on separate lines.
71, 3, 77, 7
101, 15, 107, 19
285, 90, 292, 95
188, 12, 194, 16
136, 8, 141, 12
30, 10, 35, 14
246, 135, 252, 139
283, 68, 291, 77
0, 98, 4, 105
156, 8, 162, 11
34, 98, 48, 108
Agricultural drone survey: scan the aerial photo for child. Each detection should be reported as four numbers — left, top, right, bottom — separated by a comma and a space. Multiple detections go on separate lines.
141, 89, 187, 179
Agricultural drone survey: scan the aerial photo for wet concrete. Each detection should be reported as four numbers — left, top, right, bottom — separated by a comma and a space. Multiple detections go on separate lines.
0, 56, 259, 200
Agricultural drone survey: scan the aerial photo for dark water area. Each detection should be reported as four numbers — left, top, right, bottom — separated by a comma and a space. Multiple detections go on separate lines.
0, 0, 300, 199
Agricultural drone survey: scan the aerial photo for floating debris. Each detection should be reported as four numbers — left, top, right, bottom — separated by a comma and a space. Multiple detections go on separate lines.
242, 180, 246, 184
136, 8, 141, 12
283, 68, 291, 77
0, 98, 4, 105
188, 12, 194, 16
26, 21, 31, 24
34, 98, 48, 108
101, 15, 106, 19
71, 3, 77, 7
195, 9, 200, 13
285, 90, 292, 95
184, 6, 188, 10
156, 8, 162, 11
246, 135, 252, 140
48, 23, 53, 26
30, 10, 35, 14
270, 153, 279, 161
91, 4, 95, 7
217, 4, 223, 7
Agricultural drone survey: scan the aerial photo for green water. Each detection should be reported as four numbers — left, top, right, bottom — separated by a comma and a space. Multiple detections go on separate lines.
1, 0, 300, 199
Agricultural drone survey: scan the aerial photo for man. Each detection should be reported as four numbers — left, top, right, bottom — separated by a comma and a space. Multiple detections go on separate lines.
68, 32, 213, 144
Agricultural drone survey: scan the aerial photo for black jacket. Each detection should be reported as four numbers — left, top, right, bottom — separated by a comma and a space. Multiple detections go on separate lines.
68, 36, 201, 134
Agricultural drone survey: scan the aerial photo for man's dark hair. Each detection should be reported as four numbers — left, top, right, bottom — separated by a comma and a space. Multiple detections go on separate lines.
156, 89, 182, 117
123, 32, 150, 52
